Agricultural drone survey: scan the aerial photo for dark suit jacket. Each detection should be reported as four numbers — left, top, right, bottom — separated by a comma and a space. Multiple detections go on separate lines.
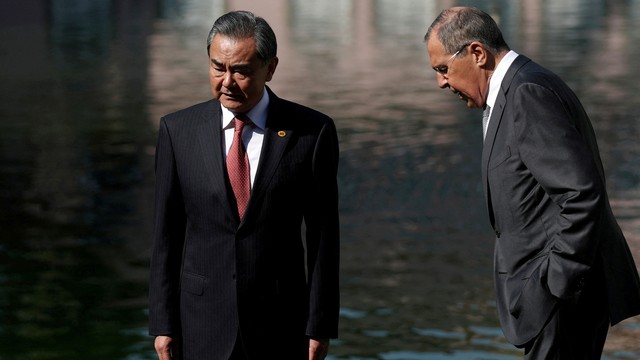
481, 55, 640, 346
148, 87, 340, 359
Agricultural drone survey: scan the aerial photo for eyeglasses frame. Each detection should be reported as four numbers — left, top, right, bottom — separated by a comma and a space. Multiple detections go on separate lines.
433, 43, 471, 76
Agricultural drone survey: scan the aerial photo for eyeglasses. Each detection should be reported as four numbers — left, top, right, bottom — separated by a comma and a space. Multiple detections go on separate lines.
433, 43, 470, 76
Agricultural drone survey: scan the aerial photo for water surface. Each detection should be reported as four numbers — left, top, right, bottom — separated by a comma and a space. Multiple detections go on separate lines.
1, 0, 639, 359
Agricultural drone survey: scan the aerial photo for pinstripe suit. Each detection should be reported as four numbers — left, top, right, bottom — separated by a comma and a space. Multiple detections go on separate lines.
148, 87, 340, 359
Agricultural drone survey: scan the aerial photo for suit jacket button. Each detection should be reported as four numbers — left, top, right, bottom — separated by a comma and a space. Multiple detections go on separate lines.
495, 231, 501, 238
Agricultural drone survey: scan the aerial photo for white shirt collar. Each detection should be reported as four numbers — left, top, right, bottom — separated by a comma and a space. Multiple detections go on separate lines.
486, 50, 519, 110
221, 88, 270, 130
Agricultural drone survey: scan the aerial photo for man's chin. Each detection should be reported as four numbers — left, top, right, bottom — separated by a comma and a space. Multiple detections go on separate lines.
220, 98, 247, 113
464, 98, 481, 108
454, 93, 477, 108
458, 97, 473, 108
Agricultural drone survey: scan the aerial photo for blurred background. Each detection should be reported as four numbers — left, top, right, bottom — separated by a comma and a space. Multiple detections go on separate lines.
1, 0, 639, 359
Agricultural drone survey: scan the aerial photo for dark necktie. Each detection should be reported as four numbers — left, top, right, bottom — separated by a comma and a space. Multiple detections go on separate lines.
227, 116, 251, 219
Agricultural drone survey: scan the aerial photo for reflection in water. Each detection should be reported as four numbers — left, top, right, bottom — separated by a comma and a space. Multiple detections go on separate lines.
1, 0, 639, 359
0, 0, 156, 358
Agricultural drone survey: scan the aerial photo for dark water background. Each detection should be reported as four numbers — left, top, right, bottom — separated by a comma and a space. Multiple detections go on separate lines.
1, 0, 639, 359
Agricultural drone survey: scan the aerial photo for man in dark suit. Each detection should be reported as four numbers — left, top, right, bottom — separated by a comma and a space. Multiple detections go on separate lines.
425, 6, 640, 359
148, 11, 339, 360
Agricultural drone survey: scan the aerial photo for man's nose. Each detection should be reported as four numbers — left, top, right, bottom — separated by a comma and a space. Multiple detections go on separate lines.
436, 72, 449, 89
222, 72, 235, 88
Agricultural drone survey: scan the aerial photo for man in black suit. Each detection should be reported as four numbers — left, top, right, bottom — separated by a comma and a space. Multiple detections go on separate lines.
148, 11, 339, 360
425, 6, 640, 359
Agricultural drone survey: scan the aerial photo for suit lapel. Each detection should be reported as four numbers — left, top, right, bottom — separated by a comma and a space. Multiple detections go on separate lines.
246, 91, 292, 218
481, 55, 531, 227
196, 101, 234, 215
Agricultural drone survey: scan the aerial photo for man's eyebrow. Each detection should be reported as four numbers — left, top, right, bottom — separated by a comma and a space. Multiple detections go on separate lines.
230, 63, 252, 71
210, 58, 252, 71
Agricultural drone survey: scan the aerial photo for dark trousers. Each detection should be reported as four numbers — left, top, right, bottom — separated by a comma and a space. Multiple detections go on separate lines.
524, 271, 609, 359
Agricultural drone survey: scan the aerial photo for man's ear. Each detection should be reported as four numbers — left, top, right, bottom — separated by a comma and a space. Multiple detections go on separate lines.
265, 57, 279, 82
469, 42, 488, 68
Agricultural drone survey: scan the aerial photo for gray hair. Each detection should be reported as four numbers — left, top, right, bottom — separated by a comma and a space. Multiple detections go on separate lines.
206, 10, 277, 64
424, 7, 509, 56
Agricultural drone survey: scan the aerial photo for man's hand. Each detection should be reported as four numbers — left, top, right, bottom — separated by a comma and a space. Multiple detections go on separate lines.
154, 335, 182, 360
309, 338, 329, 360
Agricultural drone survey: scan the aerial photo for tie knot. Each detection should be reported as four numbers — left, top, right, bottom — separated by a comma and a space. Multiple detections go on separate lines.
233, 115, 249, 131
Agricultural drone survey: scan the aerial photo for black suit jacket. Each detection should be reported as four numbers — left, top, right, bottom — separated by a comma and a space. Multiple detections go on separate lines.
482, 55, 640, 346
148, 87, 340, 359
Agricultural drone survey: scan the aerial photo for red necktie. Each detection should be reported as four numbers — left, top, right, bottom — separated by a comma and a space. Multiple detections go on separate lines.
227, 116, 251, 219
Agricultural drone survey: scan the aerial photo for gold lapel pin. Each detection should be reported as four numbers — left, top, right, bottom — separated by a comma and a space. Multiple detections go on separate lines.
278, 131, 286, 137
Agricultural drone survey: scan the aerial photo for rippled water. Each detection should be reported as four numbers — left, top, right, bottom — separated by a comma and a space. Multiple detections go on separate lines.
1, 0, 639, 359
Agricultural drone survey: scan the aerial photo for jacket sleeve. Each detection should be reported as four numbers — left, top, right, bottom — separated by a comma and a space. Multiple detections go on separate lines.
304, 119, 340, 338
512, 82, 604, 302
148, 117, 187, 336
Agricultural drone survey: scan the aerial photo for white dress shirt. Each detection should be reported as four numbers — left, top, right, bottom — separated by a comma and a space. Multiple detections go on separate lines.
221, 88, 269, 188
484, 50, 520, 135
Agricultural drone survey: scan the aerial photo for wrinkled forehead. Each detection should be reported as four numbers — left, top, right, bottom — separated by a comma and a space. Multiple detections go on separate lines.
210, 35, 259, 62
426, 37, 447, 66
